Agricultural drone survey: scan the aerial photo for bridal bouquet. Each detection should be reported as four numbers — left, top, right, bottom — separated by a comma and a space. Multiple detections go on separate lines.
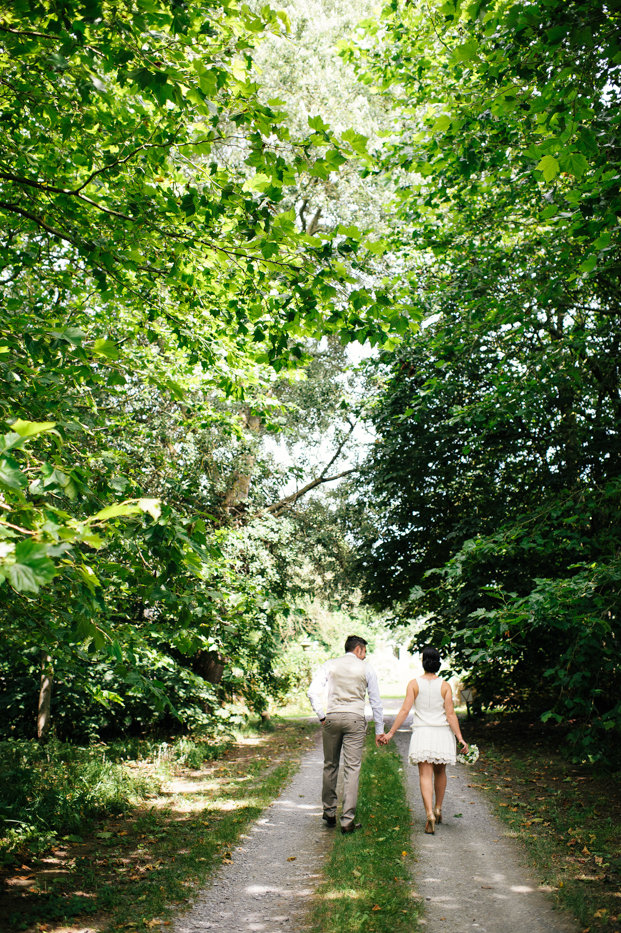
457, 743, 479, 765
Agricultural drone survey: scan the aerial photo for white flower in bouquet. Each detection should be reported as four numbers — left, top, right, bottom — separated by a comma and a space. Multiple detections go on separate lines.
457, 743, 479, 765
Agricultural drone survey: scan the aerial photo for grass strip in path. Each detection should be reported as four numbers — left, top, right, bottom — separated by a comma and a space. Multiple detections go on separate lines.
465, 713, 621, 933
0, 720, 317, 933
309, 733, 422, 933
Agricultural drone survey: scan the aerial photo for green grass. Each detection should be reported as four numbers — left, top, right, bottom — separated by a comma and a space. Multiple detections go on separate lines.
0, 721, 317, 931
466, 714, 621, 933
309, 733, 421, 933
0, 738, 166, 864
0, 734, 236, 867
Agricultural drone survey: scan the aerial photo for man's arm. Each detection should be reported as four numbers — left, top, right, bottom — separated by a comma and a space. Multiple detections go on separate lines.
307, 662, 329, 723
366, 664, 385, 742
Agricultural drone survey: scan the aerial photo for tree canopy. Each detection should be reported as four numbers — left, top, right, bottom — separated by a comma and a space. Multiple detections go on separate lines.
344, 0, 621, 760
3, 0, 621, 761
0, 0, 411, 733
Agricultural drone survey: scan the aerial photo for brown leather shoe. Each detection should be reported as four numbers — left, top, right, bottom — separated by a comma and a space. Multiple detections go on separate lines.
341, 822, 362, 834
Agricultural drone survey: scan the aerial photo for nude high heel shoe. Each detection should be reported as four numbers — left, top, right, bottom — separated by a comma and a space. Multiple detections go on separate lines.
434, 805, 442, 824
425, 811, 436, 834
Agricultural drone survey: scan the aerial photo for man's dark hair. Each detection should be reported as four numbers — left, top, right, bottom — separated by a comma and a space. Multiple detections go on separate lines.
345, 635, 368, 654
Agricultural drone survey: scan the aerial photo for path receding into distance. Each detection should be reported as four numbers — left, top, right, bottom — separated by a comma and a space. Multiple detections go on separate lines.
173, 701, 577, 933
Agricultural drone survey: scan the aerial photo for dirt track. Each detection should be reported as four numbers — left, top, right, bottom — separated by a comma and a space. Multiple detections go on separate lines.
173, 730, 330, 933
173, 703, 578, 933
388, 702, 577, 933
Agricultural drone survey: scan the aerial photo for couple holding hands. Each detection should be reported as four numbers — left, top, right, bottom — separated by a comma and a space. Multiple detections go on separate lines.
308, 636, 469, 836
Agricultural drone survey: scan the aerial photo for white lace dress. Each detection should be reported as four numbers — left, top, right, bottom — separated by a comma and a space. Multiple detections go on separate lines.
408, 676, 456, 766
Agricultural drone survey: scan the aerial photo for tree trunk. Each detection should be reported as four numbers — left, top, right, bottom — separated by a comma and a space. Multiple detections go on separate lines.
224, 410, 262, 512
37, 653, 53, 741
195, 650, 225, 684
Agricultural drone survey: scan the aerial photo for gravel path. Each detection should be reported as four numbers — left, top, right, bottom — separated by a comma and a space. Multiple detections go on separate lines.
387, 704, 578, 933
174, 703, 578, 933
174, 729, 332, 933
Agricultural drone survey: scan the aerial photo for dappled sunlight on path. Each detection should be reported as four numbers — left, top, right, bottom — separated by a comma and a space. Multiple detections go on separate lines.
169, 701, 579, 933
174, 732, 331, 933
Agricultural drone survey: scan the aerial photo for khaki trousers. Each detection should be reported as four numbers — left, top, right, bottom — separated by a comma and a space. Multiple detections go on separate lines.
322, 712, 367, 827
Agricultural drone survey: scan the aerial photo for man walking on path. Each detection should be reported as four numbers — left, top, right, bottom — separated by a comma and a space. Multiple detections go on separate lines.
308, 635, 385, 833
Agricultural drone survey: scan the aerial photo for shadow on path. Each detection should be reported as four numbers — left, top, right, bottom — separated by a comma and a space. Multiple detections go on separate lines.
173, 729, 332, 933
173, 699, 578, 933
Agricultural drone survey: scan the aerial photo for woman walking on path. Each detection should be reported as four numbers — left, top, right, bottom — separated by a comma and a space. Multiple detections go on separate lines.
383, 646, 468, 835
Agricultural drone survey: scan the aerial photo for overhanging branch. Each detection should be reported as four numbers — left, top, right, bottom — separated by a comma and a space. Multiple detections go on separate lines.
265, 467, 356, 516
265, 419, 357, 515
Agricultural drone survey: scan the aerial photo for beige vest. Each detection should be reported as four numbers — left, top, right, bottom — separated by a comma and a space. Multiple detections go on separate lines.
325, 653, 367, 716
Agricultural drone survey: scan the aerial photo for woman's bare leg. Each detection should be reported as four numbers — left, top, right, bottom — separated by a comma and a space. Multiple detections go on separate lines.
433, 763, 447, 808
418, 762, 434, 813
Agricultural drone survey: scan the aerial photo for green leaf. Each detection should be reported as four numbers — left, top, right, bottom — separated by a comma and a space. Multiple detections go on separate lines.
77, 563, 101, 591
0, 433, 24, 453
79, 532, 104, 548
341, 128, 370, 156
275, 9, 291, 32
137, 498, 161, 520
92, 338, 120, 360
49, 327, 86, 346
365, 239, 387, 256
308, 114, 330, 134
453, 39, 479, 62
110, 640, 123, 663
536, 155, 560, 182
243, 173, 272, 192
594, 230, 612, 250
579, 255, 597, 274
10, 419, 57, 438
230, 58, 247, 81
88, 498, 160, 523
432, 114, 452, 134
6, 541, 56, 594
164, 379, 185, 401
559, 151, 589, 180
0, 456, 27, 491
89, 503, 143, 522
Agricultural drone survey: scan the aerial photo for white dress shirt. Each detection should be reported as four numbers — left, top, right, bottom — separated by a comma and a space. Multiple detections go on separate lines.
307, 652, 385, 735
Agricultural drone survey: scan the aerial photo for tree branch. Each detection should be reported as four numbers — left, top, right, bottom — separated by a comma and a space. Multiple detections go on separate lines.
0, 141, 171, 197
316, 418, 356, 478
307, 207, 322, 236
0, 518, 36, 535
0, 201, 79, 247
265, 419, 357, 515
0, 22, 54, 39
265, 467, 356, 515
0, 198, 302, 271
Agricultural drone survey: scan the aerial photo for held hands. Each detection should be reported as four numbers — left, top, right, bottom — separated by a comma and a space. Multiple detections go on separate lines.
376, 732, 392, 747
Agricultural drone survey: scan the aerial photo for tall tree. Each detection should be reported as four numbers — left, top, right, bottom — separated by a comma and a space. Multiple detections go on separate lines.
344, 0, 621, 758
0, 0, 416, 731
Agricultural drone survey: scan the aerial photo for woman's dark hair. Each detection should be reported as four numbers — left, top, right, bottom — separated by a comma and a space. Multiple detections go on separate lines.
422, 646, 441, 673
